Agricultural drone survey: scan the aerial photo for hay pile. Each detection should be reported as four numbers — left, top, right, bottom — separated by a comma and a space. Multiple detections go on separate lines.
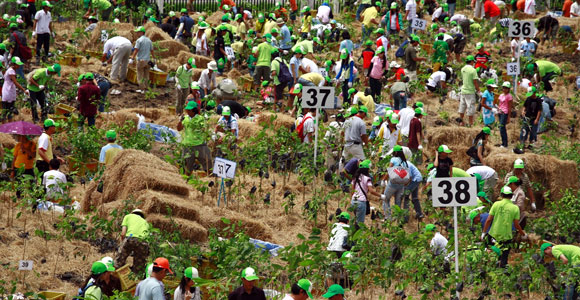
425, 126, 481, 168
157, 40, 190, 58
0, 133, 17, 149
485, 149, 579, 199
256, 112, 296, 130
144, 22, 172, 42
206, 11, 225, 25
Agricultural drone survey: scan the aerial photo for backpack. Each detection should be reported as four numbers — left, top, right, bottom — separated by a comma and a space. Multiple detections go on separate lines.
388, 163, 411, 185
275, 58, 293, 85
296, 115, 312, 141
395, 40, 409, 58
73, 282, 95, 300
466, 145, 478, 159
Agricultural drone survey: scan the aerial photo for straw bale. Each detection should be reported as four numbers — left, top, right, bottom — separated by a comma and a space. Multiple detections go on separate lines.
426, 126, 480, 151
176, 52, 213, 69
256, 112, 296, 130
144, 22, 172, 42
0, 133, 17, 149
138, 190, 200, 221
227, 68, 243, 79
198, 207, 273, 241
147, 214, 208, 242
485, 149, 579, 199
206, 11, 225, 26
237, 119, 265, 140
157, 40, 190, 58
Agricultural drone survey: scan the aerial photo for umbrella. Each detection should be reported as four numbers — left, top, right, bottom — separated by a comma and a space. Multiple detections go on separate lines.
0, 121, 43, 136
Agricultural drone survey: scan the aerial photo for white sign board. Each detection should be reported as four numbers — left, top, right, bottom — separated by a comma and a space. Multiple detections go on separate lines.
506, 62, 520, 76
411, 18, 427, 31
225, 47, 235, 61
100, 30, 109, 42
213, 157, 236, 179
508, 20, 535, 38
301, 86, 335, 109
432, 177, 477, 207
18, 260, 33, 271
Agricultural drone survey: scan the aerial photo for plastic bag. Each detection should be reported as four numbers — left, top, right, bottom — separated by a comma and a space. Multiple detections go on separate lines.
137, 114, 181, 143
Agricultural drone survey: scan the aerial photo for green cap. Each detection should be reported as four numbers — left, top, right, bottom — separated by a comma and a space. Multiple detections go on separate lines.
349, 106, 358, 115
359, 106, 368, 114
389, 113, 399, 124
415, 101, 424, 108
365, 39, 373, 46
526, 86, 537, 97
48, 63, 61, 76
44, 119, 59, 127
376, 46, 385, 54
477, 191, 489, 202
297, 279, 313, 298
540, 243, 552, 258
482, 126, 491, 134
271, 28, 279, 34
241, 267, 259, 281
415, 107, 427, 115
486, 79, 497, 87
9, 23, 18, 29
185, 101, 198, 110
21, 3, 29, 8
11, 56, 24, 66
451, 20, 457, 25
372, 116, 382, 126
412, 35, 420, 43
301, 5, 311, 12
135, 26, 146, 33
347, 88, 356, 97
501, 185, 513, 195
180, 8, 188, 13
105, 129, 117, 139
526, 63, 535, 74
393, 145, 403, 152
514, 158, 524, 169
245, 106, 251, 113
431, 23, 438, 30
221, 14, 230, 21
338, 212, 351, 221
190, 82, 200, 90
507, 175, 519, 184
0, 43, 5, 50
465, 55, 475, 62
425, 224, 436, 232
340, 49, 349, 59
168, 11, 176, 17
325, 60, 332, 67
323, 284, 345, 298
222, 106, 231, 116
444, 16, 450, 22
438, 145, 452, 153
184, 267, 200, 279
42, 1, 53, 7
313, 37, 321, 44
390, 2, 397, 8
261, 80, 270, 87
475, 42, 484, 49
91, 261, 115, 275
188, 57, 196, 68
375, 28, 385, 34
207, 99, 216, 109
491, 246, 502, 256
149, 16, 159, 23
359, 159, 371, 169
84, 72, 94, 80
427, 163, 434, 170
290, 83, 302, 94
469, 210, 479, 226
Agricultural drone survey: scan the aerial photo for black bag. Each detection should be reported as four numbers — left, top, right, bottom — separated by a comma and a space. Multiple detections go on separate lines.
275, 58, 293, 85
466, 145, 478, 159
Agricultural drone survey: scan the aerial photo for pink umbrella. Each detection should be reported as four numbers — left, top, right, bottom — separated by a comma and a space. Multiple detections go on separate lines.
0, 121, 43, 136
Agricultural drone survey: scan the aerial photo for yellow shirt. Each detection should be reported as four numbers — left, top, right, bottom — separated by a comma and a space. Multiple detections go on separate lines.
231, 41, 244, 53
263, 20, 278, 35
301, 15, 312, 33
237, 21, 247, 36
300, 72, 325, 85
122, 213, 150, 239
361, 7, 378, 27
354, 92, 375, 114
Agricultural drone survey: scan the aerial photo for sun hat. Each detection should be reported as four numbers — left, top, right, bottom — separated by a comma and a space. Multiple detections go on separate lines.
393, 145, 403, 152
438, 145, 452, 153
153, 257, 173, 274
290, 83, 303, 94
222, 106, 232, 116
501, 185, 513, 195
482, 126, 491, 134
526, 86, 537, 97
475, 42, 484, 49
297, 279, 313, 298
241, 267, 259, 281
359, 159, 372, 169
469, 210, 479, 226
106, 130, 117, 139
425, 224, 436, 232
48, 64, 61, 76
340, 49, 349, 59
415, 107, 427, 115
207, 61, 218, 71
390, 113, 400, 124
486, 79, 497, 88
184, 267, 200, 280
135, 26, 146, 33
323, 284, 345, 298
11, 57, 24, 66
92, 261, 115, 275
507, 175, 519, 184
465, 55, 475, 62
502, 81, 511, 88
339, 212, 351, 221
44, 119, 59, 127
540, 243, 552, 258
185, 101, 198, 111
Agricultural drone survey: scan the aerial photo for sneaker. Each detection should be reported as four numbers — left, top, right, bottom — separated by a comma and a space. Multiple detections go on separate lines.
500, 145, 507, 149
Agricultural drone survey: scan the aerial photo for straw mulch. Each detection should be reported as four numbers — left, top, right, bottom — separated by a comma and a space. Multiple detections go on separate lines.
147, 213, 209, 242
0, 133, 17, 149
139, 190, 200, 220
206, 11, 225, 26
157, 40, 190, 58
144, 22, 172, 42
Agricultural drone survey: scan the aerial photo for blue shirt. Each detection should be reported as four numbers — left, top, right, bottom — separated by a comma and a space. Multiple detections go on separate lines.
99, 143, 123, 163
344, 158, 359, 175
406, 161, 423, 182
179, 16, 194, 34
280, 24, 291, 50
289, 56, 302, 78
521, 41, 535, 57
339, 39, 354, 54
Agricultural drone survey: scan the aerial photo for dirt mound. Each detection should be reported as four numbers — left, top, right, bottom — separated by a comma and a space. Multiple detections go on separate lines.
485, 149, 579, 199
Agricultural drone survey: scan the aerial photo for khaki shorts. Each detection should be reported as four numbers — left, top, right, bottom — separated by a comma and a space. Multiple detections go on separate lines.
459, 93, 477, 116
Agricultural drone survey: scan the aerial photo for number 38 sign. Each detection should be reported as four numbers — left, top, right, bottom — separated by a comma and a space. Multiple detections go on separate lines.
301, 87, 335, 109
432, 177, 477, 207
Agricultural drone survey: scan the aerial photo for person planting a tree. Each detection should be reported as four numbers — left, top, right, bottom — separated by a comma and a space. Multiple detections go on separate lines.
540, 243, 580, 300
228, 267, 267, 300
115, 209, 150, 274
27, 63, 61, 123
177, 101, 213, 174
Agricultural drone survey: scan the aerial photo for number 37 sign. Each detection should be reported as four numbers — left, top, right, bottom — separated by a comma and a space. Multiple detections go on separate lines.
432, 177, 477, 207
301, 87, 335, 109
213, 157, 236, 179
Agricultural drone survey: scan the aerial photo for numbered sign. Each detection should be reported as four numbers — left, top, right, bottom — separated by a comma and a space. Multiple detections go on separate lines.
100, 30, 109, 42
508, 20, 535, 38
411, 18, 427, 30
18, 260, 33, 271
225, 46, 235, 61
506, 62, 520, 76
301, 86, 335, 109
213, 157, 236, 179
432, 177, 477, 207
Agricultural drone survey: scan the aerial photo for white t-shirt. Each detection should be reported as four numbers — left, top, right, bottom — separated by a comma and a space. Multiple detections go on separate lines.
198, 69, 216, 90
511, 39, 520, 59
301, 58, 320, 74
405, 0, 417, 21
430, 232, 448, 256
1, 68, 17, 103
450, 14, 467, 22
327, 223, 350, 251
302, 112, 315, 143
432, 7, 443, 21
524, 0, 536, 15
218, 116, 239, 137
195, 33, 207, 52
390, 14, 398, 29
577, 38, 580, 51
38, 132, 50, 152
571, 2, 580, 16
43, 170, 67, 199
281, 295, 294, 300
427, 71, 446, 88
103, 36, 132, 55
397, 106, 415, 136
34, 9, 52, 34
442, 34, 453, 42
466, 166, 497, 180
317, 5, 331, 23
380, 123, 401, 152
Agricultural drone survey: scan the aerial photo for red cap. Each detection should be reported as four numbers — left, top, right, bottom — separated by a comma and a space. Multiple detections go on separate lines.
153, 257, 173, 274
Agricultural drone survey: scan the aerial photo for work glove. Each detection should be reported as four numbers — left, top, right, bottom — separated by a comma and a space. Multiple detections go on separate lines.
32, 31, 36, 37
38, 85, 45, 91
24, 90, 30, 96
480, 233, 486, 241
380, 194, 386, 201
348, 82, 352, 88
531, 202, 536, 211
380, 180, 386, 187
51, 32, 56, 38
128, 58, 134, 65
418, 145, 423, 150
176, 84, 181, 89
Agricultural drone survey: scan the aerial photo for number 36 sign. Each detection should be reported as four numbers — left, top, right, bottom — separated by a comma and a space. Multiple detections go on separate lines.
508, 20, 535, 38
432, 177, 477, 207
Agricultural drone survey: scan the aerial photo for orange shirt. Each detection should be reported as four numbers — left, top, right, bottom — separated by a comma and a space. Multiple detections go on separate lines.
220, 0, 236, 8
517, 0, 525, 11
13, 141, 37, 170
563, 0, 573, 17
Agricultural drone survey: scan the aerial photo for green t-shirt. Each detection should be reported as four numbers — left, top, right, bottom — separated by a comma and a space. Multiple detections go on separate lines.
122, 213, 150, 239
270, 58, 281, 85
292, 95, 302, 116
452, 167, 470, 177
432, 40, 449, 64
181, 114, 207, 146
175, 65, 193, 88
256, 42, 273, 67
84, 286, 102, 300
247, 55, 257, 69
27, 69, 52, 92
93, 0, 112, 10
488, 198, 520, 242
551, 245, 580, 265
460, 64, 479, 95
291, 40, 313, 54
536, 60, 561, 77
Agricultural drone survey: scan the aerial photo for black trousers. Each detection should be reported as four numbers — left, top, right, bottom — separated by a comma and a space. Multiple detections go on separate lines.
36, 33, 50, 58
29, 90, 47, 122
369, 77, 382, 101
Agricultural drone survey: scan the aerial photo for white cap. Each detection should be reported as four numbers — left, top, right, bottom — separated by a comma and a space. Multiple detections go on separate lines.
208, 61, 218, 70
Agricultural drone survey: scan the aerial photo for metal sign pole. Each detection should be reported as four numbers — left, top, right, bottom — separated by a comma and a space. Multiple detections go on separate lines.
453, 205, 460, 299
314, 108, 320, 165
514, 38, 520, 98
218, 178, 225, 207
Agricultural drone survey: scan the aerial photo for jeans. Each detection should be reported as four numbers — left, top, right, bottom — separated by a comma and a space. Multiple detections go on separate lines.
563, 268, 579, 300
448, 3, 456, 16
519, 119, 538, 145
538, 101, 552, 133
36, 33, 50, 58
298, 77, 315, 86
355, 4, 370, 20
402, 180, 423, 218
499, 113, 508, 147
362, 24, 372, 42
98, 81, 111, 112
382, 182, 404, 219
393, 91, 408, 110
350, 199, 366, 224
29, 89, 47, 122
